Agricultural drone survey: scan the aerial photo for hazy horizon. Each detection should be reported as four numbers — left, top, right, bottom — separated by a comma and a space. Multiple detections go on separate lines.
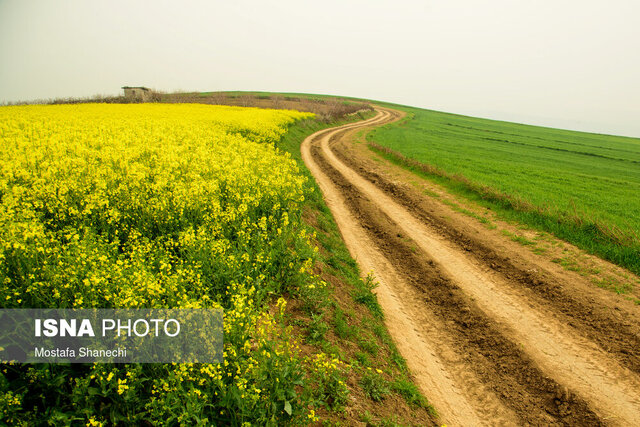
1, 0, 639, 138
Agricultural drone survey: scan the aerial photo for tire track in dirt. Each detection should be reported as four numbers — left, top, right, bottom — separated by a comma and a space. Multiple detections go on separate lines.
335, 141, 640, 377
307, 122, 602, 426
303, 111, 514, 426
313, 148, 601, 426
302, 108, 640, 426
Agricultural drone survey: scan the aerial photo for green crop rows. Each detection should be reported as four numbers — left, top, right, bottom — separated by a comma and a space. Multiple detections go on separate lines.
368, 105, 640, 274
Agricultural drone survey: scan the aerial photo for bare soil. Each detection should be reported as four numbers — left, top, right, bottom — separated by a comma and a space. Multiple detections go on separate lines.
301, 108, 640, 426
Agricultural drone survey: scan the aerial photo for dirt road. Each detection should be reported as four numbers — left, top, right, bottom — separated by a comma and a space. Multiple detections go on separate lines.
301, 108, 640, 426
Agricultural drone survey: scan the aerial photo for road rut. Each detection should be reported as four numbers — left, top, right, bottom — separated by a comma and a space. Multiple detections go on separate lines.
301, 108, 640, 426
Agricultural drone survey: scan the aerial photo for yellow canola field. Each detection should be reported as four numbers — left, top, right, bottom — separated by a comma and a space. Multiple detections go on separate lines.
0, 103, 313, 309
0, 103, 330, 424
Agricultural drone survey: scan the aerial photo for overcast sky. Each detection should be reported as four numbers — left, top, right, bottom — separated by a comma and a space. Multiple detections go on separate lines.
1, 0, 639, 137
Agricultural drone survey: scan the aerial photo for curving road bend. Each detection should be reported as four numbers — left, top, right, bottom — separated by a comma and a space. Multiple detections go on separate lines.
301, 108, 640, 426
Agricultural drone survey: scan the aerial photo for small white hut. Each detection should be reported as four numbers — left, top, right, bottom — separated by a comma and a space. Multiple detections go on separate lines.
122, 86, 152, 101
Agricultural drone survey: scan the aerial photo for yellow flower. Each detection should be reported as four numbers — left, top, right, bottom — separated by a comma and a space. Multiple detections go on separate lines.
0, 102, 322, 422
117, 379, 129, 395
86, 417, 103, 427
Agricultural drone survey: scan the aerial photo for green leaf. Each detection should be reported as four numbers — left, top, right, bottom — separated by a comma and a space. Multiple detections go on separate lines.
284, 400, 292, 415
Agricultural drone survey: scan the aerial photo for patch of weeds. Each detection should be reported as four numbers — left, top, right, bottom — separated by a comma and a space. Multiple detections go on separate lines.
378, 416, 405, 427
440, 198, 457, 208
552, 256, 580, 272
477, 215, 494, 226
321, 341, 344, 360
307, 313, 329, 344
354, 129, 367, 143
511, 234, 535, 246
309, 354, 350, 412
355, 351, 370, 366
372, 324, 395, 349
358, 335, 380, 355
532, 246, 548, 255
299, 277, 329, 315
390, 349, 407, 372
371, 322, 387, 339
353, 273, 383, 318
290, 318, 306, 327
501, 229, 514, 237
458, 207, 477, 218
333, 307, 355, 339
391, 378, 434, 414
360, 411, 375, 424
359, 412, 409, 427
592, 276, 633, 295
326, 255, 340, 269
360, 370, 390, 402
422, 188, 441, 198
502, 229, 534, 246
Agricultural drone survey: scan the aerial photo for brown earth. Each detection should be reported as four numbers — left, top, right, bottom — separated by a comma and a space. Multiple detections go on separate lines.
163, 92, 371, 122
301, 108, 640, 426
